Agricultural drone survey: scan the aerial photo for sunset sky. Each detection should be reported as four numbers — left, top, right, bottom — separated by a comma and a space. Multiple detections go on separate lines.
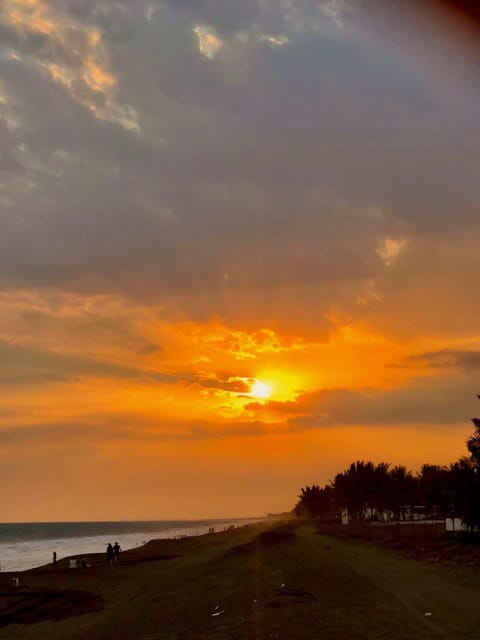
1, 0, 480, 521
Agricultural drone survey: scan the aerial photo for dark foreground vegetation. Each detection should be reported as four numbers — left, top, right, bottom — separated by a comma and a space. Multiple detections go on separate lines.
295, 398, 480, 528
315, 520, 480, 568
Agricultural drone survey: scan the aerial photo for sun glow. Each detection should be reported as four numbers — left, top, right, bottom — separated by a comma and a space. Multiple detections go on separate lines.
250, 380, 272, 399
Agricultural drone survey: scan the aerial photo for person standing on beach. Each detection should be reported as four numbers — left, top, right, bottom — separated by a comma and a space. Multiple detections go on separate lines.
106, 542, 114, 565
113, 541, 121, 564
53, 551, 57, 571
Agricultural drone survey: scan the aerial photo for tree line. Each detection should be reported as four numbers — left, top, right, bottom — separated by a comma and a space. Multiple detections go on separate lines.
294, 400, 480, 529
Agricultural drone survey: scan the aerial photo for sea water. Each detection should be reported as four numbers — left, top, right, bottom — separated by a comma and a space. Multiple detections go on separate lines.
0, 518, 263, 572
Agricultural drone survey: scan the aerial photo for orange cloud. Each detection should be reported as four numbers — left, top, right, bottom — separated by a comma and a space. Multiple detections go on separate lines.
2, 0, 138, 130
196, 324, 307, 360
83, 57, 117, 91
7, 0, 54, 36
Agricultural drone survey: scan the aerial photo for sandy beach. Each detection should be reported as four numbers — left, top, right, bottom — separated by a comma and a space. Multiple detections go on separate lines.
1, 520, 480, 639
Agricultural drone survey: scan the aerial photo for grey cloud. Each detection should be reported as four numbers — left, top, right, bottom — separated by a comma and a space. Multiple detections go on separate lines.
138, 343, 162, 355
76, 0, 340, 37
198, 375, 251, 394
286, 380, 476, 428
406, 350, 480, 372
246, 399, 303, 415
161, 0, 262, 34
1, 0, 480, 325
0, 339, 254, 393
14, 308, 137, 347
0, 413, 274, 445
0, 419, 141, 445
0, 339, 176, 386
0, 21, 82, 71
0, 126, 21, 174
0, 373, 75, 386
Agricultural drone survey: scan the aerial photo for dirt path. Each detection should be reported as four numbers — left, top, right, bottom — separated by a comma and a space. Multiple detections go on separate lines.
2, 523, 480, 639
312, 528, 480, 639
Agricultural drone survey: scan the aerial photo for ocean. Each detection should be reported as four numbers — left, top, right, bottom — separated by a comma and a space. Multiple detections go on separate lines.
0, 518, 264, 572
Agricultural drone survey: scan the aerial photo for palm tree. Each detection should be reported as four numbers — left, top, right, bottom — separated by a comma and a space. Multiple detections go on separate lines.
333, 461, 389, 521
418, 464, 449, 518
461, 401, 480, 529
467, 417, 480, 464
333, 462, 368, 521
387, 465, 417, 521
446, 458, 476, 518
295, 485, 334, 519
372, 462, 391, 519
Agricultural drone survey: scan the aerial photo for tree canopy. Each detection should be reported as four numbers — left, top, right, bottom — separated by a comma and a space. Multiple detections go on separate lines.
294, 395, 480, 528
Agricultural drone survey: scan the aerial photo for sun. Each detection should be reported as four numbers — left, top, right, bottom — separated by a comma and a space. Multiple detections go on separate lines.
250, 380, 271, 399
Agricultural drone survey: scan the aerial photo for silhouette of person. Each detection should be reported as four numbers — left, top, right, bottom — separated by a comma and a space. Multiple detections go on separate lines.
106, 542, 114, 565
53, 551, 57, 571
113, 541, 121, 563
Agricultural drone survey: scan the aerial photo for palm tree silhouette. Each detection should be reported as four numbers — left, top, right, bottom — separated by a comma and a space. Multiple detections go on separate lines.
467, 416, 480, 464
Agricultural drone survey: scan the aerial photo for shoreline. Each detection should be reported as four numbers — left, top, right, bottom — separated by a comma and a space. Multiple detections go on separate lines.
0, 517, 267, 574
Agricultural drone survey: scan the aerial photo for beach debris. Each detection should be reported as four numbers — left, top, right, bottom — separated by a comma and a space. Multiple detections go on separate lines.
425, 612, 433, 617
275, 584, 317, 601
265, 601, 284, 608
211, 604, 225, 617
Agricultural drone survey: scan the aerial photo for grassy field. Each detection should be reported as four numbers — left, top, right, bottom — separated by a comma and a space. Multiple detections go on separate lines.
1, 521, 480, 639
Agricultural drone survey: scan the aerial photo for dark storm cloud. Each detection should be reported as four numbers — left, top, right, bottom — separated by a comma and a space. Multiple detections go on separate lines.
1, 0, 480, 317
